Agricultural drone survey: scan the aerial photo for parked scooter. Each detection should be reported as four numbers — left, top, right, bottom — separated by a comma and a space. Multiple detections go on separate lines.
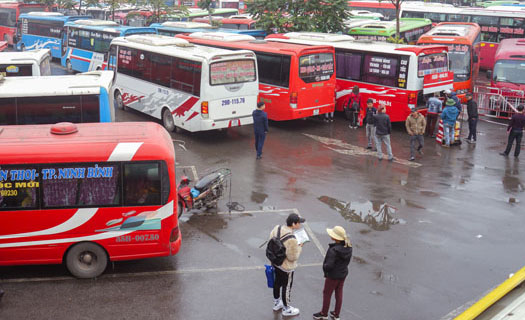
177, 168, 231, 217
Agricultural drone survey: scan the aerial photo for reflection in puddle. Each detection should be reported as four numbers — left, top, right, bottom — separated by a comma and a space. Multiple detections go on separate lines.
251, 191, 268, 204
420, 190, 440, 197
318, 196, 405, 231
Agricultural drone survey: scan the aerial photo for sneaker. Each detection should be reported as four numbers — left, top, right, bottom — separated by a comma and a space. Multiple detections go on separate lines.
366, 146, 372, 149
273, 299, 284, 311
409, 157, 415, 161
500, 152, 508, 157
282, 306, 300, 317
471, 140, 476, 144
330, 311, 340, 320
388, 157, 394, 162
313, 312, 329, 319
443, 144, 450, 148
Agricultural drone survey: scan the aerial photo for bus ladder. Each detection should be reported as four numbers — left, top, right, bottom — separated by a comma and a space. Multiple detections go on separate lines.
473, 86, 522, 120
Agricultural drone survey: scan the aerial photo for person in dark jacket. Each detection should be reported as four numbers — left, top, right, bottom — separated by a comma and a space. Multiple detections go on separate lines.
500, 104, 525, 158
313, 226, 352, 320
465, 93, 479, 144
364, 98, 377, 149
445, 89, 462, 114
373, 106, 394, 161
253, 101, 269, 159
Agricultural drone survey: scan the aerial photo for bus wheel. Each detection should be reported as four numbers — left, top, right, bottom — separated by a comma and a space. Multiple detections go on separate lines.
162, 108, 176, 132
66, 242, 108, 279
114, 92, 126, 110
66, 59, 73, 73
178, 201, 184, 218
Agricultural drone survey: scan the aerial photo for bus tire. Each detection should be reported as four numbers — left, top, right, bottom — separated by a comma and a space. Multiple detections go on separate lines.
65, 242, 108, 279
178, 201, 184, 218
114, 91, 126, 110
66, 59, 73, 73
162, 108, 176, 132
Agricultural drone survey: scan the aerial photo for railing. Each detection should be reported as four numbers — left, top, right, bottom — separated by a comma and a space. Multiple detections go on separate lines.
473, 86, 521, 120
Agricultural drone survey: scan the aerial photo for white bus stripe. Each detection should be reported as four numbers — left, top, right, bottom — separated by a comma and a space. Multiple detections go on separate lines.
107, 142, 143, 161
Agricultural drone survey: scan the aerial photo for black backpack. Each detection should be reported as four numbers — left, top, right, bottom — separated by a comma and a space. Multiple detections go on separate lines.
266, 225, 295, 266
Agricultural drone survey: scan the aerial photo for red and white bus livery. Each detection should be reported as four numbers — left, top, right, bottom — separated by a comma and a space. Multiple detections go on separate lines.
0, 122, 181, 278
266, 32, 452, 122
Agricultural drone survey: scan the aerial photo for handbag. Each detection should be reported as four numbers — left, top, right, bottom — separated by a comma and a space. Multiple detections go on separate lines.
265, 264, 275, 288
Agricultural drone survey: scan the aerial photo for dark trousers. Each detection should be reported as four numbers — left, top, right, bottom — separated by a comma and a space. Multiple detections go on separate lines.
504, 130, 523, 157
468, 118, 478, 141
273, 267, 294, 307
254, 132, 266, 157
350, 110, 358, 127
321, 277, 346, 317
426, 113, 439, 136
410, 135, 424, 158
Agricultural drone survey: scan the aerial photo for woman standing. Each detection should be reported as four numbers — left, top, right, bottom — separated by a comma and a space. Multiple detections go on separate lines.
313, 226, 353, 320
346, 86, 360, 129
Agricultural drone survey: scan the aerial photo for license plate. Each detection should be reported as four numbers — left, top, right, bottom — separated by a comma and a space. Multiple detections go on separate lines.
313, 109, 319, 115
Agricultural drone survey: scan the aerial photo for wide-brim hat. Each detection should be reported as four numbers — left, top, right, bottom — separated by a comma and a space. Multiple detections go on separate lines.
445, 99, 456, 106
326, 226, 346, 241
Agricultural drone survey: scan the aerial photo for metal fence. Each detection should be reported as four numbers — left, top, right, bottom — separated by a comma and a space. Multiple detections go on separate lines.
473, 86, 522, 120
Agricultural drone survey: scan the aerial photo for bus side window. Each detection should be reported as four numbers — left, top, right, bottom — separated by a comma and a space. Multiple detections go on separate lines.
123, 162, 161, 206
108, 45, 117, 70
0, 98, 16, 125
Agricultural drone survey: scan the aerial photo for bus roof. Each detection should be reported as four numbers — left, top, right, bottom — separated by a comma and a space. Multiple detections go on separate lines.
182, 32, 335, 56
111, 34, 256, 63
348, 18, 431, 34
221, 17, 256, 25
495, 38, 525, 60
158, 21, 214, 29
65, 20, 156, 35
0, 122, 174, 164
458, 7, 525, 17
0, 71, 114, 97
418, 22, 481, 43
0, 49, 51, 64
18, 13, 92, 22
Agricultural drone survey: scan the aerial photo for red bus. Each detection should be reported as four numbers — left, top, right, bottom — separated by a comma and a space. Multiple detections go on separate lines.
491, 38, 525, 92
177, 32, 336, 121
220, 16, 258, 30
0, 2, 46, 45
266, 32, 453, 122
417, 23, 481, 101
0, 122, 181, 278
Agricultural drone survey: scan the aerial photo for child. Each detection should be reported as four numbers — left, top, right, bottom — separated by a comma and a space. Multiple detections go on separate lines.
313, 226, 353, 320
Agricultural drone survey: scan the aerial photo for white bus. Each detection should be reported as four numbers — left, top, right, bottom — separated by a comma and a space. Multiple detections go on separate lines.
266, 32, 453, 122
0, 71, 115, 125
0, 49, 51, 77
108, 34, 259, 132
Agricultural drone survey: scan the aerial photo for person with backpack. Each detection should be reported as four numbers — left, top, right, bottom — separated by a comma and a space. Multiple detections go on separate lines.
346, 86, 360, 129
313, 226, 352, 320
267, 213, 305, 317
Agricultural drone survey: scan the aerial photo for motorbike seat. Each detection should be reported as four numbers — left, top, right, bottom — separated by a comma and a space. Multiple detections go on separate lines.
194, 172, 222, 192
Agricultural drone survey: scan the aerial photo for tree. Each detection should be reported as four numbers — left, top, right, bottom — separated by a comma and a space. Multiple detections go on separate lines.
247, 0, 348, 34
388, 0, 406, 41
197, 0, 214, 25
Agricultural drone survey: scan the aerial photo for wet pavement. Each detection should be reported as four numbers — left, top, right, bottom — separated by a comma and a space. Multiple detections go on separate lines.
1, 62, 525, 320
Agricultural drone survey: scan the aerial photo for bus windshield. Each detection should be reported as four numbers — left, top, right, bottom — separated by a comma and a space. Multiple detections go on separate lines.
299, 53, 334, 83
448, 45, 471, 81
493, 59, 525, 84
210, 59, 256, 85
417, 53, 448, 77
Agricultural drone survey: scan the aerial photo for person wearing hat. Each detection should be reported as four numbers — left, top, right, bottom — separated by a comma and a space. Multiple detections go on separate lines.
269, 213, 305, 317
405, 107, 426, 161
253, 101, 269, 159
441, 99, 460, 147
313, 226, 353, 320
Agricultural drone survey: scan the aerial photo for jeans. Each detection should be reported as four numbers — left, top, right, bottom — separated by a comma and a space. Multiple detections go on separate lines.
350, 110, 358, 127
426, 113, 439, 136
325, 112, 334, 120
503, 130, 523, 157
273, 268, 294, 307
366, 124, 376, 147
254, 132, 266, 157
410, 135, 424, 158
443, 124, 454, 146
375, 134, 393, 159
321, 277, 346, 317
468, 118, 478, 141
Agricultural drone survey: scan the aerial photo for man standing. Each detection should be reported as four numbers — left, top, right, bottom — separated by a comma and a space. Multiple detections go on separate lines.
364, 98, 377, 149
269, 213, 305, 317
465, 93, 479, 144
253, 101, 269, 159
426, 92, 442, 137
500, 104, 525, 158
441, 99, 459, 147
373, 106, 394, 161
406, 108, 426, 161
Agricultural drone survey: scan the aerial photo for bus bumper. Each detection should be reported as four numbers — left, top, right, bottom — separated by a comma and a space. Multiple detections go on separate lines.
274, 103, 334, 121
187, 115, 254, 132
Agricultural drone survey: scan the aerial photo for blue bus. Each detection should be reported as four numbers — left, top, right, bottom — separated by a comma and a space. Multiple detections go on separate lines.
150, 21, 266, 39
16, 12, 91, 59
61, 19, 156, 73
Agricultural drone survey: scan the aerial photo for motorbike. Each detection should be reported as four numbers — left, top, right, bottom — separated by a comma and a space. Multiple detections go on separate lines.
177, 168, 231, 217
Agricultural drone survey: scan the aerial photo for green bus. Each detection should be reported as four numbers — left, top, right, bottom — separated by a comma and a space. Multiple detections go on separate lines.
160, 8, 239, 22
347, 18, 432, 44
476, 0, 521, 7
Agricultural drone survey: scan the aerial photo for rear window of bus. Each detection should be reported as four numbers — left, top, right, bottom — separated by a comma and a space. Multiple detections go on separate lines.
417, 53, 448, 77
209, 59, 256, 85
299, 53, 334, 83
0, 64, 32, 77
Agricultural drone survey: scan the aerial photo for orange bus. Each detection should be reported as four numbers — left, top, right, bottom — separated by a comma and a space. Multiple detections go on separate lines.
177, 32, 336, 121
417, 22, 481, 101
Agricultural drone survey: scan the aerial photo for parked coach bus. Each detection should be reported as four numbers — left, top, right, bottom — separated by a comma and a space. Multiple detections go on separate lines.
108, 34, 259, 132
266, 32, 453, 122
490, 38, 525, 92
151, 21, 266, 39
0, 2, 46, 45
62, 20, 156, 73
0, 49, 51, 77
0, 121, 181, 278
0, 71, 114, 125
347, 18, 432, 44
417, 23, 481, 100
16, 12, 92, 59
178, 32, 337, 121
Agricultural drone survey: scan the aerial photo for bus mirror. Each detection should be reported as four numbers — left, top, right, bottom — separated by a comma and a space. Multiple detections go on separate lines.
486, 70, 492, 80
473, 55, 479, 63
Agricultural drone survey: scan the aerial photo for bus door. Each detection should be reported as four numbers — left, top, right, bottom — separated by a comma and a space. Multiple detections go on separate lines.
296, 51, 335, 116
61, 29, 67, 57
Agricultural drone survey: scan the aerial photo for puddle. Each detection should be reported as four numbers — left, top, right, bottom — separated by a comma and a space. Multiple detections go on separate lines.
359, 229, 371, 234
352, 256, 367, 264
399, 198, 426, 210
419, 190, 440, 197
318, 196, 405, 231
251, 191, 268, 204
